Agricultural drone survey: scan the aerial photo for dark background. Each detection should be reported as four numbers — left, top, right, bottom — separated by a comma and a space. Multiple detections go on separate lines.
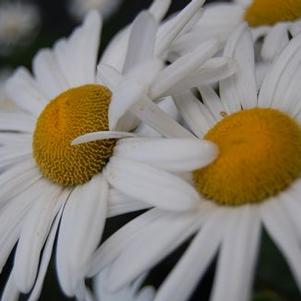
1, 0, 301, 300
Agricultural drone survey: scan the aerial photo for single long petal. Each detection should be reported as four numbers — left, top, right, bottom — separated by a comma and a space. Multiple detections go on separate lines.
56, 174, 108, 296
122, 11, 158, 74
220, 24, 257, 112
54, 11, 102, 86
261, 199, 301, 290
105, 156, 200, 211
28, 204, 66, 301
114, 137, 217, 172
210, 206, 261, 301
131, 95, 194, 138
72, 131, 137, 145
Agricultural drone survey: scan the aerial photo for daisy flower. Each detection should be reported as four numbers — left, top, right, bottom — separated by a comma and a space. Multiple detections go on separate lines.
170, 0, 301, 64
0, 3, 216, 300
94, 269, 155, 301
0, 2, 40, 56
68, 0, 122, 21
85, 25, 301, 301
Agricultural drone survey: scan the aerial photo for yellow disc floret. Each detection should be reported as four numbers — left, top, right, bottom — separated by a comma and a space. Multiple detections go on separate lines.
33, 84, 116, 187
244, 0, 301, 27
193, 108, 301, 206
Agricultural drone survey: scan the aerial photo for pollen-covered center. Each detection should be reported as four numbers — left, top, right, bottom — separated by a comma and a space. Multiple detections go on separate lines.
244, 0, 301, 27
193, 108, 301, 206
33, 84, 116, 187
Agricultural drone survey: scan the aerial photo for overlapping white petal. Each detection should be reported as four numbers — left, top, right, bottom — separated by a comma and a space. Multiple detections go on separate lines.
104, 156, 200, 211
56, 174, 108, 296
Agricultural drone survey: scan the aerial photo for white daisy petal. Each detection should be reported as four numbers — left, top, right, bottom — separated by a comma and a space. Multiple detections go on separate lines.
255, 62, 270, 89
107, 188, 151, 218
53, 38, 78, 86
149, 0, 171, 21
5, 68, 45, 116
0, 112, 35, 132
259, 34, 301, 108
96, 64, 122, 90
150, 39, 219, 99
198, 85, 226, 122
279, 191, 301, 241
1, 272, 19, 301
109, 59, 163, 132
290, 20, 301, 36
173, 91, 214, 137
105, 156, 200, 211
122, 11, 157, 74
210, 206, 261, 301
155, 0, 205, 56
0, 133, 32, 146
283, 67, 301, 117
54, 11, 102, 86
75, 281, 94, 301
155, 209, 224, 301
56, 174, 108, 296
0, 222, 21, 275
32, 49, 69, 99
0, 149, 32, 168
220, 24, 257, 111
28, 204, 65, 301
86, 209, 164, 278
138, 287, 156, 301
126, 59, 163, 88
72, 131, 137, 145
0, 179, 50, 255
131, 94, 193, 138
261, 199, 301, 290
71, 11, 101, 85
261, 23, 289, 62
95, 269, 155, 301
114, 137, 217, 172
13, 184, 62, 293
107, 211, 200, 291
167, 57, 237, 94
108, 79, 144, 131
4, 66, 46, 104
0, 159, 40, 205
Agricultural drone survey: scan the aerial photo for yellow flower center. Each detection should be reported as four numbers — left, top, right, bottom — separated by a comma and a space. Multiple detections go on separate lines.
193, 108, 301, 206
244, 0, 301, 27
33, 84, 116, 187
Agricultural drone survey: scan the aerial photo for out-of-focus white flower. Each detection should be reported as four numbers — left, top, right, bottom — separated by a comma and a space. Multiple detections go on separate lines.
0, 2, 40, 55
68, 0, 122, 21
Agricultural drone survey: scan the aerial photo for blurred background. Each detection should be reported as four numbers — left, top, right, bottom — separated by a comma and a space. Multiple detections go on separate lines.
0, 0, 300, 300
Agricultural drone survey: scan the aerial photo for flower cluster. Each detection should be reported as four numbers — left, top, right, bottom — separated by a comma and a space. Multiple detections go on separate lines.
2, 0, 301, 301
